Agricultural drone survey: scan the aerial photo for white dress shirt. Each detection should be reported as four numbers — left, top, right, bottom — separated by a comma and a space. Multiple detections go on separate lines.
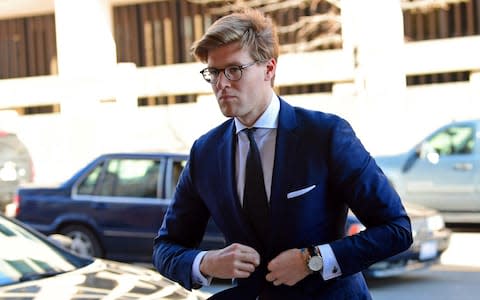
192, 91, 342, 285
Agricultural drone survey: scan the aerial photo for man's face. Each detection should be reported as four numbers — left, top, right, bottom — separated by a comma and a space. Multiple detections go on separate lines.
207, 42, 276, 127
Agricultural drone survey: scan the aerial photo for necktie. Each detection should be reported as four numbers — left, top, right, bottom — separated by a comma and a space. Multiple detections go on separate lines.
243, 128, 270, 244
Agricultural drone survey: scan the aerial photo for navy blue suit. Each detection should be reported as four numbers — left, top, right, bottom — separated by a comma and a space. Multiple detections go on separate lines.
153, 97, 412, 299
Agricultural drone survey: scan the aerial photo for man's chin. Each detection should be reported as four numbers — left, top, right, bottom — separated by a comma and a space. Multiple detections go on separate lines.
219, 106, 237, 118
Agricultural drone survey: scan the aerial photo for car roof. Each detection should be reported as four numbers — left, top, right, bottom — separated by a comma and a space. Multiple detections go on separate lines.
96, 152, 189, 159
447, 119, 480, 126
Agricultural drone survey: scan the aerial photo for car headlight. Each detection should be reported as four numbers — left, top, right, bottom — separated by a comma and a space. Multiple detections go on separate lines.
426, 214, 445, 231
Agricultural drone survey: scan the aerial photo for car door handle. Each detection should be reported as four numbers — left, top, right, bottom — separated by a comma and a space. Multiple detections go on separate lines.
91, 201, 107, 209
453, 163, 473, 171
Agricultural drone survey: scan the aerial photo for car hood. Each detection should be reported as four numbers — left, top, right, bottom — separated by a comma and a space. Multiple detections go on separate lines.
0, 259, 209, 300
374, 152, 410, 171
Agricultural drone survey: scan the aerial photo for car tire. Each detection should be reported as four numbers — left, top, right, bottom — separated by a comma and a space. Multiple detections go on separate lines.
60, 225, 103, 258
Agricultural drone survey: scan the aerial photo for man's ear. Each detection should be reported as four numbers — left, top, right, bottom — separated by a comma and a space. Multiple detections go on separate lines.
264, 58, 276, 81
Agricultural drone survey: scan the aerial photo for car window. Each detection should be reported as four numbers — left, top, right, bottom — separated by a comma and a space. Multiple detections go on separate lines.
172, 160, 186, 186
77, 162, 104, 195
425, 125, 475, 156
86, 158, 163, 198
114, 159, 161, 198
166, 159, 187, 199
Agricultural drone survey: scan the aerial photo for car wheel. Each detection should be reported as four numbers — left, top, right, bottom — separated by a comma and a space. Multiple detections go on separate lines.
60, 225, 103, 258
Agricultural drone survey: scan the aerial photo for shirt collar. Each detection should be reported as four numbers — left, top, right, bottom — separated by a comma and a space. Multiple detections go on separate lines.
235, 92, 279, 134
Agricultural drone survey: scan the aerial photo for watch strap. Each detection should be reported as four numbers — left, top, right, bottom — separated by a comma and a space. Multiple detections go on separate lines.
307, 245, 320, 258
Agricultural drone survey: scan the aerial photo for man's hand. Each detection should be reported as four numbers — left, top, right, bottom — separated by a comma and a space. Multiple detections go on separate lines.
265, 248, 310, 286
200, 243, 261, 279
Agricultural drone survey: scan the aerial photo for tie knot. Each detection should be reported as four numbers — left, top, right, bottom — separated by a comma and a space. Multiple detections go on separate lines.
244, 127, 256, 140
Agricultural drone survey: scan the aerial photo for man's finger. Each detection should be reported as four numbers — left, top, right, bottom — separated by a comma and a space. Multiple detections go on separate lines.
235, 260, 256, 273
232, 247, 260, 266
265, 272, 275, 282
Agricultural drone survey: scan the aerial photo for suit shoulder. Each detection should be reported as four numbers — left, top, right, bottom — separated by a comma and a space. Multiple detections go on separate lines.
292, 105, 351, 131
192, 118, 233, 150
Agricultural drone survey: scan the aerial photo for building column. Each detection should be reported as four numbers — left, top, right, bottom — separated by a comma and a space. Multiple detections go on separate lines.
341, 0, 407, 154
54, 0, 122, 169
54, 0, 116, 77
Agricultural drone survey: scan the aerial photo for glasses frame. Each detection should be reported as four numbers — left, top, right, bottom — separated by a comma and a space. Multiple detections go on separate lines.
199, 61, 258, 84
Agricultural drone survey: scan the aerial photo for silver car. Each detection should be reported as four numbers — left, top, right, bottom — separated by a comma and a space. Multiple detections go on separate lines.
0, 131, 34, 211
375, 119, 480, 224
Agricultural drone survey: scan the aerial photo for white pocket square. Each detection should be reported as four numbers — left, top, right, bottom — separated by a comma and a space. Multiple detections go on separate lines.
287, 185, 316, 199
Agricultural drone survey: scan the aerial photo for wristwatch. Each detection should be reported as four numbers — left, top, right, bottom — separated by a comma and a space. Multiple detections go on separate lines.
306, 246, 323, 273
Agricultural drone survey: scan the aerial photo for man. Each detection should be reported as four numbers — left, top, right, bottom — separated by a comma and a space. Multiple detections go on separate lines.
153, 8, 412, 299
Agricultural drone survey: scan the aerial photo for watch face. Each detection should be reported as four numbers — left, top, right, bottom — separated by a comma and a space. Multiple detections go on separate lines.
308, 256, 323, 272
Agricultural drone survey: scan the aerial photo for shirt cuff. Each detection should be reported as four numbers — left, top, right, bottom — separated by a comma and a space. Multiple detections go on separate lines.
192, 251, 213, 286
318, 244, 342, 280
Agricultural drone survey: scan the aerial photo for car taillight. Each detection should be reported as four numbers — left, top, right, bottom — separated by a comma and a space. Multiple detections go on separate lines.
29, 158, 35, 182
5, 194, 20, 217
347, 223, 365, 236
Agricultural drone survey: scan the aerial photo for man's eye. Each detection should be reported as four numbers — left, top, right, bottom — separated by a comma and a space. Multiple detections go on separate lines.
208, 69, 220, 75
227, 67, 241, 73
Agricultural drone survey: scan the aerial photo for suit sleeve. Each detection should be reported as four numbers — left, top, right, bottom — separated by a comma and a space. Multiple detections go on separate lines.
152, 144, 211, 290
327, 118, 413, 276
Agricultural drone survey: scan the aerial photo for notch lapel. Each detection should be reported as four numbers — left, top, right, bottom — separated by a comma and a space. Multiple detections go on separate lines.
269, 99, 299, 247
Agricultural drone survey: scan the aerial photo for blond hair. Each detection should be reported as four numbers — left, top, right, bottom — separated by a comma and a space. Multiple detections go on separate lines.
191, 9, 279, 64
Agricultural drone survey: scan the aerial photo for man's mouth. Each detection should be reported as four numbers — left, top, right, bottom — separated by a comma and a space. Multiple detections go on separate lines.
219, 94, 234, 101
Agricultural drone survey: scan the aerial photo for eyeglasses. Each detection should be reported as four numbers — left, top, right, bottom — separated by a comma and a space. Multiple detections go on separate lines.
200, 61, 258, 84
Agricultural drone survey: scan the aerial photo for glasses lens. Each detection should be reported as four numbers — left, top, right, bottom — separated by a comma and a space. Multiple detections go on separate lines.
225, 66, 242, 81
201, 69, 212, 83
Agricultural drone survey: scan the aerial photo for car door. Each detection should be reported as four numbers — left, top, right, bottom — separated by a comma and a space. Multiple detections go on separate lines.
403, 122, 479, 214
75, 156, 169, 262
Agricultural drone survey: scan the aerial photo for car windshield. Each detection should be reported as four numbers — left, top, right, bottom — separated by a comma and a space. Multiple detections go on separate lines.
0, 216, 90, 286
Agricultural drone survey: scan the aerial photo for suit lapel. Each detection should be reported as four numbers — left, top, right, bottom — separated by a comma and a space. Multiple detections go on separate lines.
269, 99, 299, 245
217, 121, 236, 202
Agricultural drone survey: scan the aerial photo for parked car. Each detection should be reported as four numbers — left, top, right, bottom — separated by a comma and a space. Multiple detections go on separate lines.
346, 202, 451, 278
0, 213, 210, 299
374, 119, 480, 224
0, 130, 34, 211
7, 152, 225, 263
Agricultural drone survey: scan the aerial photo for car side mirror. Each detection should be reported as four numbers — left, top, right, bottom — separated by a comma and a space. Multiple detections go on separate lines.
419, 142, 440, 164
415, 144, 422, 158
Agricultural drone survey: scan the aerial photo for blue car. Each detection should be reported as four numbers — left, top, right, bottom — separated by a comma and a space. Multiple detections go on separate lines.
8, 152, 225, 263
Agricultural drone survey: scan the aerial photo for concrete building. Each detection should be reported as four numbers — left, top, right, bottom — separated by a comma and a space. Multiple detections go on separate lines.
0, 0, 479, 183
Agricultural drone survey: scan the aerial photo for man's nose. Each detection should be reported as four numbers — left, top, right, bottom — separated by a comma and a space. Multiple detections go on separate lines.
215, 72, 230, 88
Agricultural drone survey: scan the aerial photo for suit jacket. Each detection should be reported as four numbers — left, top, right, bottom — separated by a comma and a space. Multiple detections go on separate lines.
153, 97, 412, 299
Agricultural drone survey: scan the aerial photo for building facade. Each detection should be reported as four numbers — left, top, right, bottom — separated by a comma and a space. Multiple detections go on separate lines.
0, 0, 479, 183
